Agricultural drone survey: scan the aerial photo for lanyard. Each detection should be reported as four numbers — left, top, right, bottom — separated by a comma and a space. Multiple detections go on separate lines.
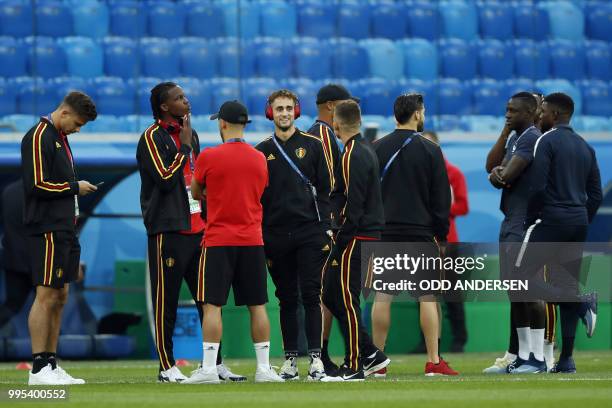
380, 133, 416, 181
272, 135, 321, 221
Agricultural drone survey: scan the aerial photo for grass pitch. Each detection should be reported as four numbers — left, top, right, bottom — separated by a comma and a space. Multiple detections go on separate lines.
1, 351, 611, 408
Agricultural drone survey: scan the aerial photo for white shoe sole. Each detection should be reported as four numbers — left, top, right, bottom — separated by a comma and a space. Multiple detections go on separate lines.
364, 358, 391, 377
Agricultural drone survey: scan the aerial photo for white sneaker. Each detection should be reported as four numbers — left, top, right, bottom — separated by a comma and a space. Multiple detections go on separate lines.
307, 357, 326, 381
158, 366, 188, 383
279, 357, 299, 380
255, 365, 285, 383
483, 355, 513, 374
55, 366, 85, 385
217, 364, 247, 382
28, 364, 71, 385
182, 366, 221, 384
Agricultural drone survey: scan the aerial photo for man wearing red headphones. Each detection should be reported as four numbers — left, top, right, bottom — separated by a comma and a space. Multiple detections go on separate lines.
255, 89, 334, 381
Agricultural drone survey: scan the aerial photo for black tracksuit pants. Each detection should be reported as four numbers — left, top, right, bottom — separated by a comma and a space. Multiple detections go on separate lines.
264, 224, 329, 354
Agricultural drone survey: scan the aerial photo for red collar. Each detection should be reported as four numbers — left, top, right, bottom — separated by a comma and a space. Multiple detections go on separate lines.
157, 118, 181, 137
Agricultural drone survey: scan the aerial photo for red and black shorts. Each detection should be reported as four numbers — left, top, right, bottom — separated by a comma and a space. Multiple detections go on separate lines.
28, 230, 80, 289
197, 246, 268, 307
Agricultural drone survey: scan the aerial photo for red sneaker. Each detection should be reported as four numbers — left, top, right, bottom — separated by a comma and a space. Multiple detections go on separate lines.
373, 367, 387, 378
424, 358, 459, 376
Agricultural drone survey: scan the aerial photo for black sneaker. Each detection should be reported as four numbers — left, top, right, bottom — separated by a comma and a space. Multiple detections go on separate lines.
362, 350, 391, 377
320, 364, 364, 382
578, 292, 597, 338
551, 356, 577, 374
506, 356, 528, 373
321, 354, 339, 376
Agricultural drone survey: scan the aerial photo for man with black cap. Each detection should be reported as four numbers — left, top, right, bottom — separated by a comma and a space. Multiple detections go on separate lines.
184, 100, 283, 384
137, 83, 244, 383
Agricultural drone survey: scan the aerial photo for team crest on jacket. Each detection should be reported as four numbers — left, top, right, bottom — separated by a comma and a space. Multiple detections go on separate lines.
165, 257, 175, 267
295, 147, 307, 159
56, 268, 63, 278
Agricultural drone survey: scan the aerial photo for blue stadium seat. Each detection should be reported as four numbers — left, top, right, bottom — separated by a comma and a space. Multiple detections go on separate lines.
102, 37, 139, 79
438, 39, 477, 81
58, 37, 104, 78
148, 1, 185, 38
330, 38, 369, 80
0, 114, 38, 133
177, 38, 217, 79
35, 1, 72, 38
573, 116, 612, 133
248, 114, 271, 132
82, 115, 122, 133
395, 78, 438, 115
362, 114, 391, 134
173, 77, 212, 115
49, 77, 94, 101
471, 79, 506, 116
464, 115, 505, 133
71, 2, 109, 38
292, 37, 331, 80
337, 3, 370, 40
549, 40, 585, 81
437, 78, 471, 115
185, 2, 223, 38
294, 114, 314, 132
358, 78, 395, 116
585, 3, 612, 41
504, 78, 536, 100
578, 80, 612, 116
439, 1, 478, 41
0, 37, 27, 77
254, 37, 291, 78
109, 1, 147, 38
279, 78, 317, 117
129, 77, 162, 115
140, 38, 180, 78
242, 77, 278, 118
513, 40, 550, 80
542, 1, 584, 41
25, 37, 66, 79
220, 0, 259, 38
406, 1, 439, 40
476, 40, 513, 80
370, 2, 406, 40
14, 78, 57, 114
360, 39, 403, 81
260, 1, 297, 37
513, 2, 549, 40
210, 78, 241, 114
432, 115, 470, 132
397, 39, 437, 81
536, 79, 582, 115
90, 77, 136, 116
297, 2, 336, 38
585, 41, 611, 81
216, 38, 256, 78
0, 79, 17, 116
478, 2, 513, 40
190, 114, 217, 133
0, 0, 33, 37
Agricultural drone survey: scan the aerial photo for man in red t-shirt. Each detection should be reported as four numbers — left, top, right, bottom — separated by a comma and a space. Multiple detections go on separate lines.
183, 101, 283, 384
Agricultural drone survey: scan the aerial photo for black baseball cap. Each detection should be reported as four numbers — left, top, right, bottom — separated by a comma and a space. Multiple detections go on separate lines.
209, 100, 251, 124
316, 84, 360, 104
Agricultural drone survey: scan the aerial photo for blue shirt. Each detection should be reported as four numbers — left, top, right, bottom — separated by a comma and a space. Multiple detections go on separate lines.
527, 124, 602, 225
500, 126, 541, 217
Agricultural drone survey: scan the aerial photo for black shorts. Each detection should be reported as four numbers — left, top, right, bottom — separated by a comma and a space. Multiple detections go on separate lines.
199, 246, 268, 307
28, 230, 80, 289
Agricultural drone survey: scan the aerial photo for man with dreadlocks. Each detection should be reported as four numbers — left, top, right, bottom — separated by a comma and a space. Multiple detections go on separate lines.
136, 82, 244, 383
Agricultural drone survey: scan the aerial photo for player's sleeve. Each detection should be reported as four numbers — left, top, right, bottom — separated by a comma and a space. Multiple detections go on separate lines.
137, 126, 189, 192
449, 166, 469, 217
526, 137, 552, 222
430, 146, 451, 242
314, 140, 332, 230
335, 145, 367, 251
512, 132, 537, 164
21, 123, 78, 199
586, 147, 602, 223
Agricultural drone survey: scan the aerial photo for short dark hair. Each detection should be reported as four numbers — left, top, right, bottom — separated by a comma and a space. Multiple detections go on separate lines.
394, 93, 423, 125
150, 82, 178, 120
544, 92, 574, 117
422, 130, 439, 144
334, 100, 361, 128
62, 91, 97, 121
511, 92, 538, 113
268, 89, 299, 106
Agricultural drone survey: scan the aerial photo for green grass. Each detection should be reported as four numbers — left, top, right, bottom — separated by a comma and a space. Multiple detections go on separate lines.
1, 351, 612, 408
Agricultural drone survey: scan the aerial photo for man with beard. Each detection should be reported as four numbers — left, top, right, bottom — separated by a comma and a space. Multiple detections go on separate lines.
255, 89, 333, 381
136, 83, 244, 382
371, 93, 457, 376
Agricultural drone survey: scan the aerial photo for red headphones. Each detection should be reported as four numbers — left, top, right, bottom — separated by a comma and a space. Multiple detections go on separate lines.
265, 96, 301, 120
